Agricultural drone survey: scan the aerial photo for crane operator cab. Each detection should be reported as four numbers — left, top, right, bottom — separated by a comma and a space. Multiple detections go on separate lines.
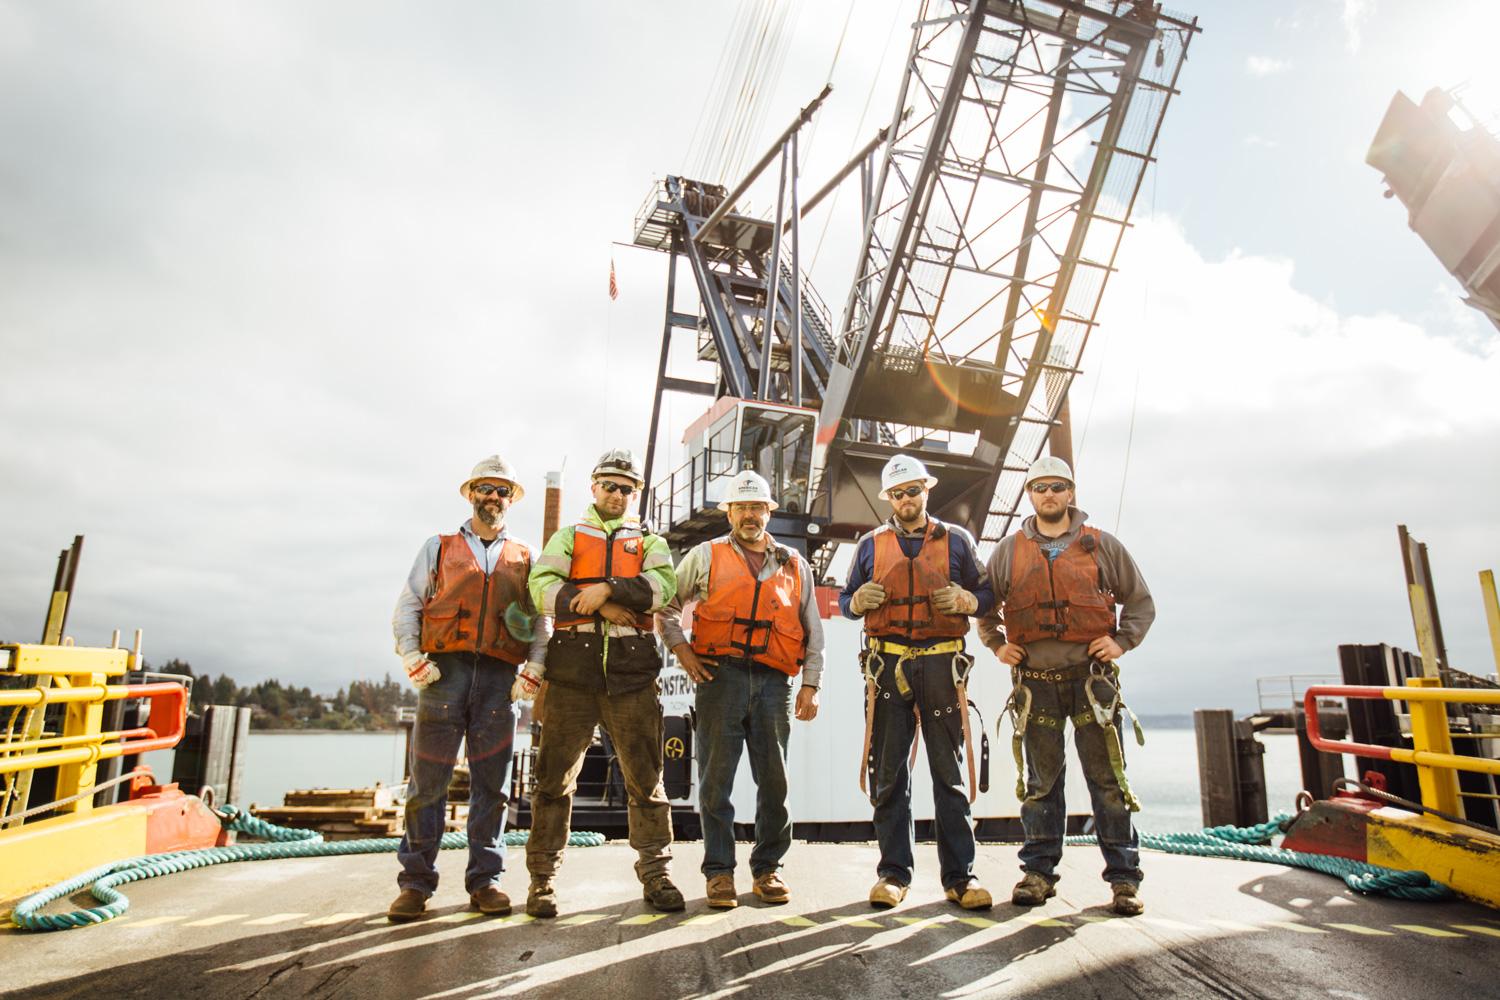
648, 396, 823, 559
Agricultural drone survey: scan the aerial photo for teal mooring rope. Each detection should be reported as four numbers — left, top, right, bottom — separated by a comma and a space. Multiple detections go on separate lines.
9, 804, 607, 932
1065, 812, 1453, 902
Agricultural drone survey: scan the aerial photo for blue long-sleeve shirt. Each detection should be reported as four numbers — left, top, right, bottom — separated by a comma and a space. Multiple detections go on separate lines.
838, 516, 995, 646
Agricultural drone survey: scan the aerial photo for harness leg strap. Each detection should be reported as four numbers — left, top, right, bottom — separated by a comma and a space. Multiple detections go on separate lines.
859, 650, 883, 799
952, 653, 977, 803
1082, 668, 1143, 813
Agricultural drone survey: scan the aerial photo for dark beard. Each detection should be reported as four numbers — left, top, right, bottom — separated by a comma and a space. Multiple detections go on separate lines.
474, 502, 502, 528
1036, 506, 1068, 527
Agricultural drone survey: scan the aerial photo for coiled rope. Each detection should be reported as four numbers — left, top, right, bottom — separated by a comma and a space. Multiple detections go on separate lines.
10, 805, 606, 932
1065, 812, 1453, 902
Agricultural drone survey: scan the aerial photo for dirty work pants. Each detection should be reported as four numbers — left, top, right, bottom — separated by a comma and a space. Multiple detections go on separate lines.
1017, 670, 1141, 886
397, 652, 517, 896
694, 659, 793, 878
869, 649, 976, 890
526, 682, 672, 882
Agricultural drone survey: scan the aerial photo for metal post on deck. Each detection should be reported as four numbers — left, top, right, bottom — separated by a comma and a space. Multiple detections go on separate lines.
1480, 569, 1500, 675
1405, 676, 1465, 817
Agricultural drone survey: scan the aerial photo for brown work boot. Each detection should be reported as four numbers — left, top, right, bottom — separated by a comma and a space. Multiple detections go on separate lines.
643, 874, 686, 912
469, 885, 512, 915
944, 878, 994, 911
751, 871, 790, 905
706, 874, 739, 909
386, 888, 428, 923
1010, 872, 1056, 906
526, 878, 558, 919
1111, 882, 1144, 917
867, 877, 908, 909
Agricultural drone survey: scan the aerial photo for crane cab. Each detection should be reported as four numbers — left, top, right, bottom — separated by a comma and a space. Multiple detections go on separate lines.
648, 396, 823, 556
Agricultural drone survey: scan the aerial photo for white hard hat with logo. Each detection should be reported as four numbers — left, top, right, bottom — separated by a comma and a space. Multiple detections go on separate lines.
460, 455, 525, 501
880, 454, 939, 494
592, 448, 645, 486
717, 469, 779, 511
1025, 455, 1074, 487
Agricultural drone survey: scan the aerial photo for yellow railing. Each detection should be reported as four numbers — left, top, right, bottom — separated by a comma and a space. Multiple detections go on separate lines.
1305, 678, 1500, 817
2, 642, 184, 824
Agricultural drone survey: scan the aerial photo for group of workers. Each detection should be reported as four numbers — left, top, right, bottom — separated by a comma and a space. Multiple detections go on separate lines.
389, 445, 1154, 924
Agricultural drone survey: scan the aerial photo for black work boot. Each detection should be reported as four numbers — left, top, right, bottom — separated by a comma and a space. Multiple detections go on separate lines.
643, 874, 686, 912
387, 888, 428, 923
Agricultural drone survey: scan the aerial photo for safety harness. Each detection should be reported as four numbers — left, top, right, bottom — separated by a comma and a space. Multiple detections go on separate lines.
860, 637, 989, 803
1000, 658, 1145, 811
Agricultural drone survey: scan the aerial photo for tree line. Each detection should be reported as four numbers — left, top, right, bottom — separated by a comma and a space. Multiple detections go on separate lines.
155, 659, 417, 731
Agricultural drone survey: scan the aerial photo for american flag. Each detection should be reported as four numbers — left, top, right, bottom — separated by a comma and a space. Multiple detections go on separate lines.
608, 258, 618, 300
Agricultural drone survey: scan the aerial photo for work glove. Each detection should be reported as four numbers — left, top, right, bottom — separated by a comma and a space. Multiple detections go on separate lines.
402, 650, 441, 689
511, 661, 545, 702
931, 583, 979, 615
850, 581, 887, 615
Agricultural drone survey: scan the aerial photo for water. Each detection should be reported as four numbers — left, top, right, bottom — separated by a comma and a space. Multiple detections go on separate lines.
143, 725, 1326, 833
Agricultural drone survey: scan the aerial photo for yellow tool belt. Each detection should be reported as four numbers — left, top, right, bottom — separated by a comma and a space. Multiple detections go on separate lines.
865, 637, 967, 658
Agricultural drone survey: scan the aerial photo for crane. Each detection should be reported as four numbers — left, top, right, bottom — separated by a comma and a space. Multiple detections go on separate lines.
633, 0, 1199, 577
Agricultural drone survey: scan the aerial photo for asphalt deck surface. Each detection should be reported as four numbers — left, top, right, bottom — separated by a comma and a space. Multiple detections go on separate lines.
3, 841, 1498, 1000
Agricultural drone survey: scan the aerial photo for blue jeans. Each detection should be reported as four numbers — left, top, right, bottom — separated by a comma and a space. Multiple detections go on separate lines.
869, 649, 975, 890
1016, 671, 1141, 886
694, 660, 793, 878
397, 652, 517, 896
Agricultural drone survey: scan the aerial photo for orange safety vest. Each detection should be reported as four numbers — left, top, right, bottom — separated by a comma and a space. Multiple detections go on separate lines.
554, 521, 656, 631
863, 520, 969, 641
420, 533, 532, 664
690, 538, 805, 676
1003, 526, 1117, 644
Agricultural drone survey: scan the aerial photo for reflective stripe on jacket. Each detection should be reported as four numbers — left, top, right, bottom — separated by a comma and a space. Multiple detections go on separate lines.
690, 538, 805, 676
863, 520, 969, 640
1003, 525, 1117, 644
420, 532, 532, 664
552, 521, 655, 631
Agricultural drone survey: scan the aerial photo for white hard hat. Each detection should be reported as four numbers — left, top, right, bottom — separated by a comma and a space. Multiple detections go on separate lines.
1025, 455, 1074, 487
460, 455, 524, 501
592, 448, 645, 486
717, 470, 779, 511
880, 454, 938, 494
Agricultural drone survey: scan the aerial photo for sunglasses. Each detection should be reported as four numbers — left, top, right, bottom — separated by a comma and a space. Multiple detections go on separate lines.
886, 485, 925, 500
1029, 481, 1071, 494
596, 481, 638, 497
472, 483, 514, 498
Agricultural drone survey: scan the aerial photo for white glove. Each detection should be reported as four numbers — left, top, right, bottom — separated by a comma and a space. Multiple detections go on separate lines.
850, 582, 887, 615
511, 661, 545, 702
931, 584, 978, 615
402, 650, 441, 689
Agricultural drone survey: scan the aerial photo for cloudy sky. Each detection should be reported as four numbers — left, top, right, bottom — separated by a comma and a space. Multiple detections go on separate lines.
2, 0, 1497, 712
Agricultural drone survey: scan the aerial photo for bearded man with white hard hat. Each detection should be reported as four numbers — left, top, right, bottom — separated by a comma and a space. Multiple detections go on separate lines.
839, 454, 996, 912
978, 455, 1155, 916
518, 448, 683, 919
657, 469, 825, 910
388, 455, 549, 923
